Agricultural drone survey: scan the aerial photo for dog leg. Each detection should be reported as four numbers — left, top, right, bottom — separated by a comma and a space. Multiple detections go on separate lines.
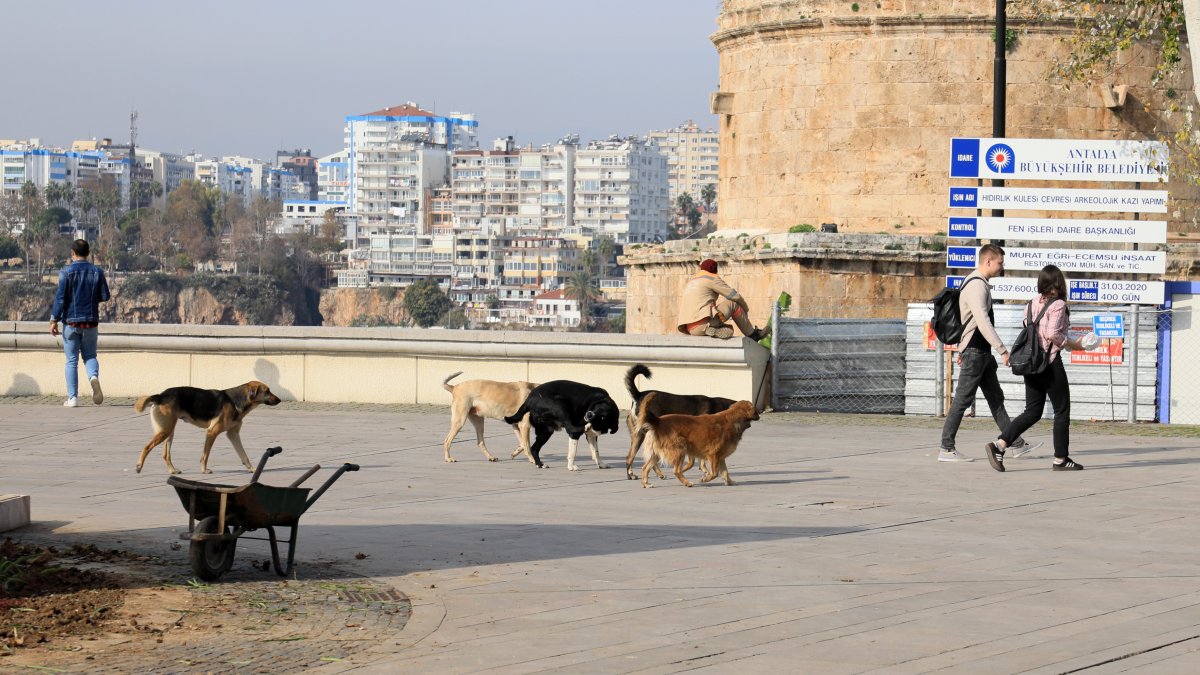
566, 436, 581, 471
718, 458, 735, 486
529, 428, 552, 468
162, 436, 180, 475
468, 413, 498, 462
136, 432, 169, 474
510, 418, 534, 463
641, 458, 654, 488
626, 426, 642, 479
673, 459, 694, 488
442, 406, 467, 462
586, 429, 607, 469
199, 429, 221, 474
226, 428, 254, 472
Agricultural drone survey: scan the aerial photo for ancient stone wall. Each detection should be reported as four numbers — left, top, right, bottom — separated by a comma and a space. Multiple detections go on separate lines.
712, 0, 1200, 234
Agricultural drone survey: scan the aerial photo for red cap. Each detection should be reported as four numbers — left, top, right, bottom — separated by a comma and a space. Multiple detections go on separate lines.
699, 259, 718, 273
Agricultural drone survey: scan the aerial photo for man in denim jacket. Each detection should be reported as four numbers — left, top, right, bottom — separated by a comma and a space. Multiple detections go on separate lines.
49, 239, 110, 407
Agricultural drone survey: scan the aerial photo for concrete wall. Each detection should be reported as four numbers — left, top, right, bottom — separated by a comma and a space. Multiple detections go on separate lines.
0, 322, 770, 410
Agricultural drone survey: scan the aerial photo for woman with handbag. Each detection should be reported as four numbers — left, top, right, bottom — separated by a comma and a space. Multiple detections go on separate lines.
985, 265, 1097, 472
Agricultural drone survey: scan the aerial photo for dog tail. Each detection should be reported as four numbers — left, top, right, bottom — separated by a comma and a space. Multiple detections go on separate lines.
134, 394, 160, 413
442, 371, 463, 393
503, 400, 530, 426
625, 364, 651, 404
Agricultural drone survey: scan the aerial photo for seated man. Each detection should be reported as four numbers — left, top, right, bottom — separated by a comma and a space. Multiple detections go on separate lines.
676, 259, 768, 340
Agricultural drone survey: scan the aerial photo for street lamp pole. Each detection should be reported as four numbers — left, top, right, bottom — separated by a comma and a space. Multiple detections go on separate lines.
993, 1, 1007, 223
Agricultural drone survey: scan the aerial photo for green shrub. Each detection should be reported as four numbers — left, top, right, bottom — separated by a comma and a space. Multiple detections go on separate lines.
884, 243, 904, 251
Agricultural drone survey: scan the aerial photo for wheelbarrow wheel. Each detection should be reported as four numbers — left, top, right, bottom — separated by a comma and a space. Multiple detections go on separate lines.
189, 516, 237, 581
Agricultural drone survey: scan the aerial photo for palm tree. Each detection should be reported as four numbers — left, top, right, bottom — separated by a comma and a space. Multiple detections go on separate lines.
595, 235, 615, 277
701, 183, 717, 213
565, 267, 599, 331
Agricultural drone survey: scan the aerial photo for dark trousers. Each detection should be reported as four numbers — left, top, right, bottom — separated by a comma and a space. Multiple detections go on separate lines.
940, 346, 1012, 450
1001, 357, 1071, 459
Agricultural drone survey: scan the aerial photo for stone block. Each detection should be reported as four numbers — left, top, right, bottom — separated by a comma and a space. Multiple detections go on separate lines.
0, 494, 31, 532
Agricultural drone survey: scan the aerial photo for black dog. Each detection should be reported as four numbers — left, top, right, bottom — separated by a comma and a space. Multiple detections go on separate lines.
624, 364, 739, 479
503, 380, 620, 470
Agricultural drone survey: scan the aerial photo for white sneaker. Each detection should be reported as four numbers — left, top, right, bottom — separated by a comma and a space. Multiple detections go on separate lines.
937, 449, 974, 462
1009, 438, 1044, 458
63, 397, 78, 408
89, 377, 104, 405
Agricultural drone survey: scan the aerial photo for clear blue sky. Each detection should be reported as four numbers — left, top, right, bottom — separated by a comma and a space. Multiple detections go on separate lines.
1, 1, 720, 160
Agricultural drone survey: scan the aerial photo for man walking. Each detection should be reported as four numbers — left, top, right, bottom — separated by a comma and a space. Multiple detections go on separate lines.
939, 243, 1040, 461
676, 259, 768, 341
50, 239, 110, 407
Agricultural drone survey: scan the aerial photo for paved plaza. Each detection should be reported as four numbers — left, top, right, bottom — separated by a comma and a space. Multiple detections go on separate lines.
2, 397, 1199, 673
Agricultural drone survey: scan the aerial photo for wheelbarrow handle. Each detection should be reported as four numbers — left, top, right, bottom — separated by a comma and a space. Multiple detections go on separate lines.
250, 446, 284, 484
302, 462, 362, 513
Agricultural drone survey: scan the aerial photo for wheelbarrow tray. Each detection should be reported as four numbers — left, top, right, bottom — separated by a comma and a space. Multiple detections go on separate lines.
168, 476, 311, 529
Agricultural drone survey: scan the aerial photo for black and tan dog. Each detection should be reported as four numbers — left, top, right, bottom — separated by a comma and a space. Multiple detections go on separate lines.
134, 380, 282, 474
503, 380, 620, 470
624, 364, 738, 480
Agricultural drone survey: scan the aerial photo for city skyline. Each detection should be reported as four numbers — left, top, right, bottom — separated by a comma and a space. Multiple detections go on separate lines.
0, 1, 720, 161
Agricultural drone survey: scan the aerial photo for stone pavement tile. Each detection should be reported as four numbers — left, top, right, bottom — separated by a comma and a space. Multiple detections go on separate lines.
2, 401, 1198, 673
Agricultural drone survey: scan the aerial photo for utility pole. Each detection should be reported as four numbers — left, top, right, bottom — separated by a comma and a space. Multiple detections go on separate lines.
993, 1, 1007, 228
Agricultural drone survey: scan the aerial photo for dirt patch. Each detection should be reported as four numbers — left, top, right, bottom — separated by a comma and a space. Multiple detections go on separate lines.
1, 536, 410, 672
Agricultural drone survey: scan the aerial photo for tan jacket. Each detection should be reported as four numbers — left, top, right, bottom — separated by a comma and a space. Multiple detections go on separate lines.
958, 271, 1007, 356
676, 270, 742, 332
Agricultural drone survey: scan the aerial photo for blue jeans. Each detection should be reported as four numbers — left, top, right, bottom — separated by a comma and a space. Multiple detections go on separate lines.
62, 324, 99, 399
940, 346, 1013, 451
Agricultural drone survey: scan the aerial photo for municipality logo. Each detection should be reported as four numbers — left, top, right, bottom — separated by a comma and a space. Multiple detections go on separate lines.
985, 143, 1015, 173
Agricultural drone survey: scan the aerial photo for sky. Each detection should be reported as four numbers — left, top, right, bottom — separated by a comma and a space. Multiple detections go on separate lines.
1, 1, 721, 161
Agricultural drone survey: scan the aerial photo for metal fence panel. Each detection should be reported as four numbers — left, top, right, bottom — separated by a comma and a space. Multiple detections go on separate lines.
772, 317, 907, 413
905, 303, 1158, 421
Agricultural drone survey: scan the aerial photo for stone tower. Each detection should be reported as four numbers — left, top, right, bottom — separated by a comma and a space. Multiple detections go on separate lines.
711, 0, 1198, 234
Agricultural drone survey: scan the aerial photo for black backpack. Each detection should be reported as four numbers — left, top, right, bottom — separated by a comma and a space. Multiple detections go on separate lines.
929, 276, 984, 345
1010, 300, 1056, 376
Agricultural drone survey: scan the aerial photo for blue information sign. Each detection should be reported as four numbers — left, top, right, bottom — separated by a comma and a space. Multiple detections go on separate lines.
1092, 314, 1124, 338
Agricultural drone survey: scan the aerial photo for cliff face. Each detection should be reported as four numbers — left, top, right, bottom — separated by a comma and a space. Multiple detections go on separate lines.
318, 288, 409, 327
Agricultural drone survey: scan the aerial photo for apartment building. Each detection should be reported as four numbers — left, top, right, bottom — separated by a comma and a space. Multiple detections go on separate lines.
645, 119, 719, 209
451, 137, 520, 234
572, 138, 670, 244
501, 235, 581, 289
317, 150, 349, 204
138, 149, 195, 208
1, 140, 106, 195
193, 158, 258, 205
517, 138, 576, 233
266, 167, 302, 203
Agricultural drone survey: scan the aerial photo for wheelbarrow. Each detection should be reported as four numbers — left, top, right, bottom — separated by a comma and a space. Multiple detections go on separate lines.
167, 446, 359, 581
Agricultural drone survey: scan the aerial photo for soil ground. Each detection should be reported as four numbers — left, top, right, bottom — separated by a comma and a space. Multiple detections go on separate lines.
0, 535, 410, 673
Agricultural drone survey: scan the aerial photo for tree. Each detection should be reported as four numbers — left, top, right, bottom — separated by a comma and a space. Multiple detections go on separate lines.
676, 192, 695, 221
700, 183, 717, 213
594, 235, 615, 277
229, 196, 279, 276
565, 267, 600, 331
166, 180, 219, 266
1032, 1, 1198, 180
404, 278, 453, 327
17, 182, 44, 279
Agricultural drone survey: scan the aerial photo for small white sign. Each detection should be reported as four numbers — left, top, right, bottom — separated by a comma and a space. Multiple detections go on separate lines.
948, 186, 1168, 214
950, 137, 1169, 182
947, 276, 1164, 305
947, 246, 1166, 274
947, 216, 1167, 244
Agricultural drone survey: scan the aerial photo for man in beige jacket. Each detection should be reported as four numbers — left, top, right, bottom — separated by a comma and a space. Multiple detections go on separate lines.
676, 259, 768, 340
939, 243, 1039, 462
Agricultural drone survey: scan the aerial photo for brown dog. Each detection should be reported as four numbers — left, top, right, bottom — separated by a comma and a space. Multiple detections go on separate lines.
637, 393, 759, 488
442, 372, 536, 463
134, 381, 282, 475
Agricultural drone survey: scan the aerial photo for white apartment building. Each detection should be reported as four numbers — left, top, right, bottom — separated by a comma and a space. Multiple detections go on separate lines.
528, 289, 581, 329
572, 138, 670, 244
193, 159, 257, 205
645, 119, 720, 209
451, 137, 520, 234
1, 140, 106, 195
277, 200, 346, 237
266, 167, 303, 203
317, 150, 349, 204
517, 138, 576, 233
502, 235, 581, 289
